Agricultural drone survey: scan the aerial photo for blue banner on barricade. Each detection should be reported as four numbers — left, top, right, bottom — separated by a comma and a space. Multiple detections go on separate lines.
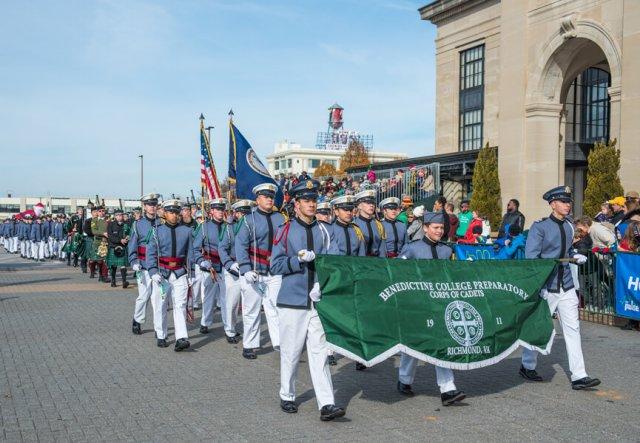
454, 244, 498, 260
615, 251, 640, 320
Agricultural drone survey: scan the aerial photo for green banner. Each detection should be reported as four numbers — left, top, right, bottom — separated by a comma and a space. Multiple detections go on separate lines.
315, 256, 557, 370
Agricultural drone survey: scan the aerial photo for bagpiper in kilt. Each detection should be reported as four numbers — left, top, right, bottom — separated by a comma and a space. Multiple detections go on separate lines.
106, 209, 130, 288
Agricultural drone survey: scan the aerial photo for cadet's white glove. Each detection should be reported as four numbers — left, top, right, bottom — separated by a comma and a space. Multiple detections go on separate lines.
187, 277, 193, 286
132, 262, 141, 272
244, 270, 258, 284
199, 260, 212, 271
309, 282, 321, 302
151, 274, 163, 285
230, 262, 240, 273
573, 254, 587, 265
298, 249, 316, 262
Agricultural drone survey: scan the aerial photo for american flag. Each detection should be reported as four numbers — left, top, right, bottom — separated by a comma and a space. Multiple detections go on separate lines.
200, 125, 222, 200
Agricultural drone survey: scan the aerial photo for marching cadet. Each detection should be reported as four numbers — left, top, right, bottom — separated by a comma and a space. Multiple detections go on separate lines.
10, 217, 19, 254
192, 198, 227, 335
180, 203, 203, 310
354, 190, 387, 258
146, 199, 195, 351
128, 194, 160, 335
217, 199, 254, 343
106, 209, 130, 288
235, 183, 285, 359
352, 190, 387, 371
379, 197, 408, 258
30, 216, 47, 261
270, 179, 345, 421
19, 214, 32, 258
396, 212, 466, 406
315, 202, 334, 229
519, 186, 601, 390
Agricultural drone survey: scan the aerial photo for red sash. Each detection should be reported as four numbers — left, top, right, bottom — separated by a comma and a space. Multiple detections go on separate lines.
203, 249, 221, 264
159, 256, 185, 271
386, 252, 398, 258
248, 246, 271, 266
137, 246, 146, 260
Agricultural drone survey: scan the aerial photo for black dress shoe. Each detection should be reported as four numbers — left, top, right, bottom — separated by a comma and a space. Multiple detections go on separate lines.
441, 390, 466, 406
571, 377, 601, 390
199, 326, 209, 334
226, 333, 241, 344
280, 400, 298, 413
157, 338, 168, 348
174, 338, 191, 352
122, 281, 129, 289
397, 381, 414, 396
110, 281, 116, 288
355, 362, 367, 371
132, 320, 142, 335
242, 348, 257, 359
320, 404, 345, 421
327, 355, 337, 366
519, 365, 543, 381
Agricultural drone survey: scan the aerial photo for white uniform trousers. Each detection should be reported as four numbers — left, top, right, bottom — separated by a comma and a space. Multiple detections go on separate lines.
151, 273, 189, 340
46, 237, 54, 257
31, 241, 45, 260
241, 274, 281, 349
201, 271, 223, 328
20, 240, 27, 257
222, 270, 242, 337
279, 306, 335, 409
191, 267, 205, 309
132, 270, 153, 324
58, 239, 67, 259
11, 236, 19, 253
398, 354, 456, 393
521, 288, 588, 381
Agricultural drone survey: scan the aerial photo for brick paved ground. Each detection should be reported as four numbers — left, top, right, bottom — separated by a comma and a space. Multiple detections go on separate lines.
1, 250, 639, 442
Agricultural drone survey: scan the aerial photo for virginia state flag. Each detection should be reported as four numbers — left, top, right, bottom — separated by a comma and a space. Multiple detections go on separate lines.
229, 121, 283, 206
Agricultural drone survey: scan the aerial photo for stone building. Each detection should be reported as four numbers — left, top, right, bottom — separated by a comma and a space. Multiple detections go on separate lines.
420, 0, 639, 221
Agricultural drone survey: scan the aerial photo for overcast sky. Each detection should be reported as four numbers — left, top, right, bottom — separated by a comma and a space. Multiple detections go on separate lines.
0, 0, 436, 199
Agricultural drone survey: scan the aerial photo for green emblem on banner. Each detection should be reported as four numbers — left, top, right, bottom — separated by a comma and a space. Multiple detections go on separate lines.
315, 256, 558, 370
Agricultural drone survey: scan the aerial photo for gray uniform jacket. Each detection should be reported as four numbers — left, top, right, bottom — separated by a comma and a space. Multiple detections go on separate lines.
270, 218, 331, 309
235, 208, 285, 275
400, 237, 453, 260
193, 220, 224, 272
525, 214, 575, 293
127, 217, 158, 269
219, 220, 243, 274
146, 223, 195, 279
354, 215, 387, 257
381, 218, 407, 258
328, 220, 366, 256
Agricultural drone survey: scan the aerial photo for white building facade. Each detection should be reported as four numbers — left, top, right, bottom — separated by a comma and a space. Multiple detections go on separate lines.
266, 141, 407, 177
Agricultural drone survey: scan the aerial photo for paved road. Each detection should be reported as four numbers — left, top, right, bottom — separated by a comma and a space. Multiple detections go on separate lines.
1, 250, 639, 442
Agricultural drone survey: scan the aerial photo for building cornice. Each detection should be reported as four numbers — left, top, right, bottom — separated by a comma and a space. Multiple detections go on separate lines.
419, 0, 494, 25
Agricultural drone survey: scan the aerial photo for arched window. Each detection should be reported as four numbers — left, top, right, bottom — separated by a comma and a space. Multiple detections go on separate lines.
565, 67, 611, 145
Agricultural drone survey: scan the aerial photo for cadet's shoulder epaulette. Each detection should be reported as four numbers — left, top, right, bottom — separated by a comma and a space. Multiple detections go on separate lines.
282, 212, 289, 223
374, 219, 386, 239
351, 224, 365, 241
533, 217, 548, 224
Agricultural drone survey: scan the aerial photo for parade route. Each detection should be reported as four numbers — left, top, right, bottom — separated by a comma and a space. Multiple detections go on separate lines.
1, 250, 639, 442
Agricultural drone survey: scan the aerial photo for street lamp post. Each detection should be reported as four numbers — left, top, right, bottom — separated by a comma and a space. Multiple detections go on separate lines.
139, 155, 144, 197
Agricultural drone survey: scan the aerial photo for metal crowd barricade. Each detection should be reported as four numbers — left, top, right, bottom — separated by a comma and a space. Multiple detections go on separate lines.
348, 163, 441, 204
577, 249, 617, 325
